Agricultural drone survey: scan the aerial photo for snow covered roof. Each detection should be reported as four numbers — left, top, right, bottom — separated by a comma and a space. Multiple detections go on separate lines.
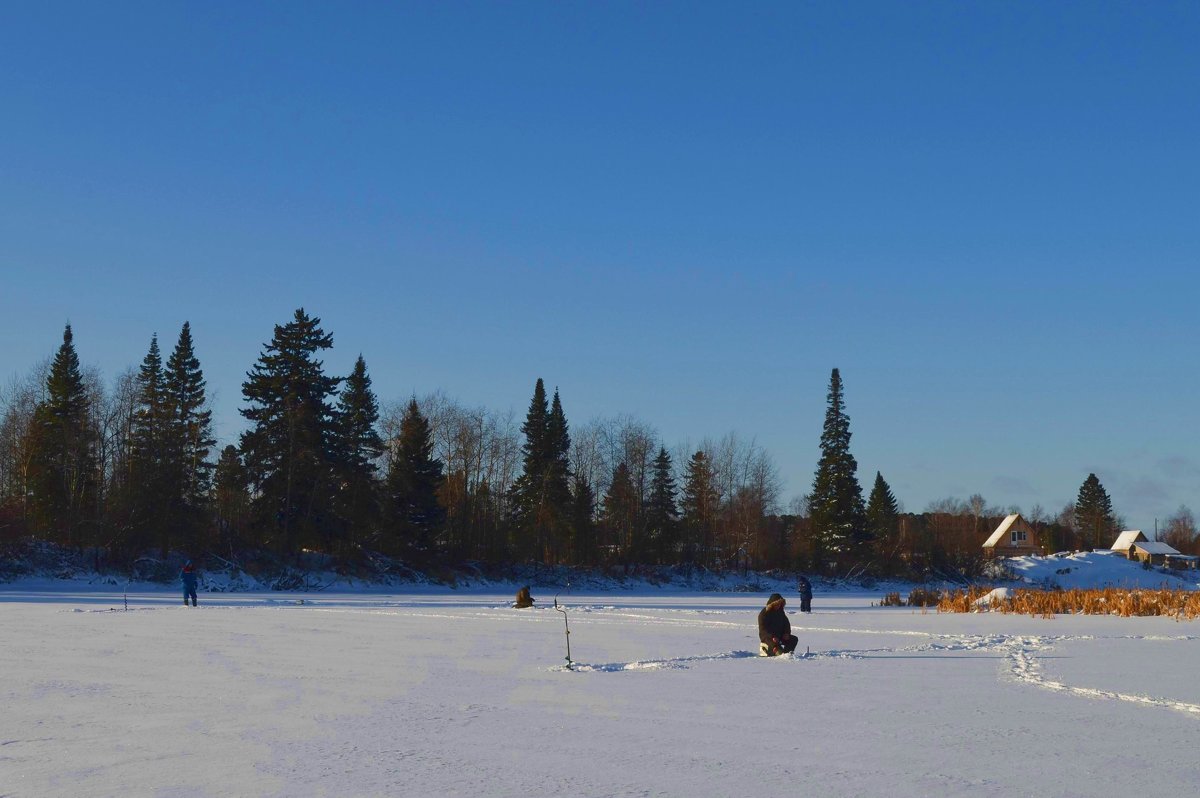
1111, 530, 1148, 551
1133, 541, 1180, 556
982, 514, 1021, 548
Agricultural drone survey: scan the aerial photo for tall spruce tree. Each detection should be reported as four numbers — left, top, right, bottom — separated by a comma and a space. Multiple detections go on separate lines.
680, 450, 718, 566
603, 462, 639, 562
334, 355, 384, 549
1074, 473, 1115, 550
164, 322, 215, 512
544, 389, 573, 561
29, 324, 96, 543
508, 378, 548, 538
546, 391, 571, 503
570, 475, 597, 565
386, 398, 445, 558
239, 309, 342, 554
164, 322, 215, 552
865, 471, 900, 563
645, 447, 679, 563
130, 335, 167, 465
127, 335, 173, 553
508, 378, 571, 561
809, 368, 866, 560
213, 445, 251, 552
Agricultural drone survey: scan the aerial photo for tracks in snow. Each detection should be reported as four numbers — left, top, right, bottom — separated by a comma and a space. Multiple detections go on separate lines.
66, 601, 1200, 717
536, 608, 1200, 718
1004, 634, 1200, 717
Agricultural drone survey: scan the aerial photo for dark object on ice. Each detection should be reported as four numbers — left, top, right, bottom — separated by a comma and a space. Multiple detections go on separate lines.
181, 561, 198, 607
797, 576, 813, 613
514, 585, 534, 608
758, 593, 798, 656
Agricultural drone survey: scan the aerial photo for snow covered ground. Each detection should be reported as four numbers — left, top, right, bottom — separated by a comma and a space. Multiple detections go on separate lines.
1003, 549, 1200, 590
3, 586, 1200, 797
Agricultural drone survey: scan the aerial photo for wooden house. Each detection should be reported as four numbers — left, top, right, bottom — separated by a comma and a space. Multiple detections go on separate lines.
1110, 530, 1148, 558
1111, 530, 1181, 565
982, 514, 1040, 558
1130, 541, 1180, 566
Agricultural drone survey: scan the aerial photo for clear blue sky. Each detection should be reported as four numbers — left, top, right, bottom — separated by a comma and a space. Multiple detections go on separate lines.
2, 2, 1197, 530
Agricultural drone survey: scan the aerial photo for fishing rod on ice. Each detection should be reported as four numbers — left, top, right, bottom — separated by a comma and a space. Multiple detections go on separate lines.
553, 583, 574, 670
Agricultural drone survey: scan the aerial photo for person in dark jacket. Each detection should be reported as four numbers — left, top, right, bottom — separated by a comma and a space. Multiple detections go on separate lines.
181, 561, 198, 607
797, 576, 813, 613
514, 585, 534, 608
758, 593, 798, 656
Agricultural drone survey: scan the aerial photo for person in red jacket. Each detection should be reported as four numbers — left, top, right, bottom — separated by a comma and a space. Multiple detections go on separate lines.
757, 593, 798, 656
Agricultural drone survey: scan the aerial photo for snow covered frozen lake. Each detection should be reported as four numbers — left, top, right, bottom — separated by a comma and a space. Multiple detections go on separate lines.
3, 587, 1200, 797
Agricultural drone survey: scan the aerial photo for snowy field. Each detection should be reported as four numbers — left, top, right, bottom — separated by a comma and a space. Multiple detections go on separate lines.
4, 587, 1200, 797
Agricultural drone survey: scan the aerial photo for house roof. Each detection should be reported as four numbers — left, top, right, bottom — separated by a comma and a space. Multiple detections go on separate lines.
982, 514, 1022, 548
1111, 530, 1148, 551
1134, 541, 1180, 556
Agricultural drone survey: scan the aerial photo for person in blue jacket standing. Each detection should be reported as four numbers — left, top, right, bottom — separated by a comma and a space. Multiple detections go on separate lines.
797, 575, 813, 613
181, 561, 198, 607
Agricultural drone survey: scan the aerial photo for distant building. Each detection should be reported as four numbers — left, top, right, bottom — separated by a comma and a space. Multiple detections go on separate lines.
1110, 530, 1148, 557
1111, 531, 1189, 567
1166, 553, 1200, 570
982, 514, 1040, 558
1130, 541, 1180, 567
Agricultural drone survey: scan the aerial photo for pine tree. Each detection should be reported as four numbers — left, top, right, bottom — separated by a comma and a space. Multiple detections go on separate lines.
507, 378, 565, 561
570, 475, 596, 565
680, 450, 718, 566
127, 335, 173, 554
1074, 473, 1115, 550
546, 390, 571, 504
645, 447, 679, 563
544, 389, 573, 561
334, 355, 384, 550
865, 471, 900, 566
386, 398, 445, 558
508, 379, 548, 528
603, 462, 639, 562
164, 322, 215, 516
809, 368, 866, 559
239, 309, 342, 554
213, 445, 251, 552
130, 335, 167, 467
29, 324, 95, 544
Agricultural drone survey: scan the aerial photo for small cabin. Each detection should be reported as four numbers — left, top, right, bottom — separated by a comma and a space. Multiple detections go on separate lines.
1130, 541, 1180, 566
982, 514, 1040, 558
1111, 530, 1148, 558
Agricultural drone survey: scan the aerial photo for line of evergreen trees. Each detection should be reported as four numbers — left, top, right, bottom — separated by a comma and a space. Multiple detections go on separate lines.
5, 310, 1185, 576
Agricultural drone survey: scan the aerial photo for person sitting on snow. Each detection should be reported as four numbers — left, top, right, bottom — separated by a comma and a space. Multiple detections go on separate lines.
758, 593, 798, 656
514, 585, 535, 608
181, 561, 199, 607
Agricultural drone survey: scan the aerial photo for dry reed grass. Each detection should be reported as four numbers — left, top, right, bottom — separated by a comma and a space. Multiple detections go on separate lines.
937, 586, 1200, 619
907, 587, 941, 607
876, 587, 943, 608
879, 591, 904, 607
